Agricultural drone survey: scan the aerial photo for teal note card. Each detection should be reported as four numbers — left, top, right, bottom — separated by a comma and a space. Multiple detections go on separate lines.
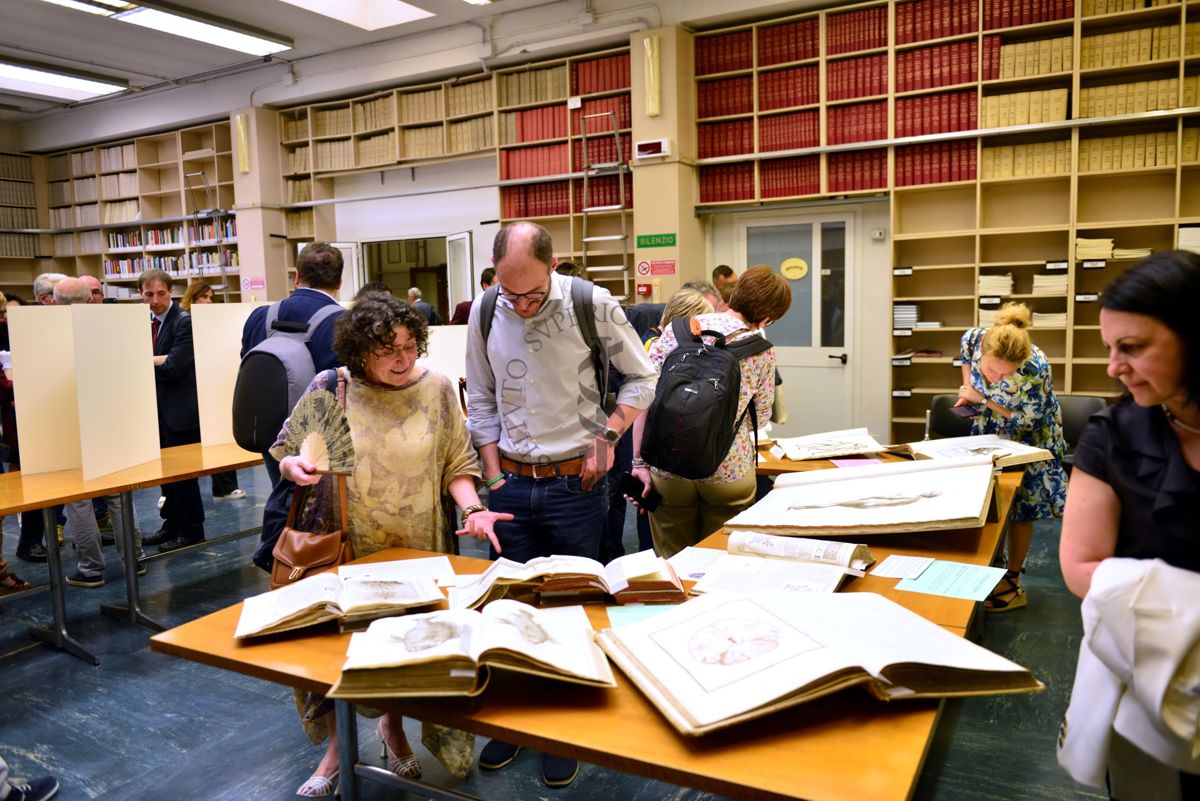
895, 560, 1007, 601
605, 605, 677, 627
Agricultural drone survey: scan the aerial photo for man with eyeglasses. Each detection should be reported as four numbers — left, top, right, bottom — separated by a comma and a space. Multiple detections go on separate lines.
464, 221, 656, 787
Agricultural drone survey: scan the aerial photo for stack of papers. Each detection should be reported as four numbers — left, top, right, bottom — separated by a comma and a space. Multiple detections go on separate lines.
774, 427, 886, 461
978, 273, 1013, 295
1031, 273, 1069, 296
913, 320, 943, 328
1032, 311, 1068, 328
1180, 227, 1200, 255
979, 307, 998, 327
1112, 247, 1151, 260
893, 304, 919, 328
1076, 238, 1113, 260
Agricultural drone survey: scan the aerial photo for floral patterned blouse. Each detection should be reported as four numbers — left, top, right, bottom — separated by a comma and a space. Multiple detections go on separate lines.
960, 327, 1068, 521
648, 312, 776, 484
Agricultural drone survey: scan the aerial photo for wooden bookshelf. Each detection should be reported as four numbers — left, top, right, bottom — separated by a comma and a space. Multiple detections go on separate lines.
0, 151, 45, 297
42, 121, 240, 300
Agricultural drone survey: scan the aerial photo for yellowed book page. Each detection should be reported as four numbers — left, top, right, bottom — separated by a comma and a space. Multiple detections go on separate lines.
8, 306, 81, 474
191, 302, 266, 446
419, 324, 469, 384
71, 304, 159, 480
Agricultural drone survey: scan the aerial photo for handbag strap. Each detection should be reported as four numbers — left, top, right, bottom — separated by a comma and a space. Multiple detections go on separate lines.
334, 473, 349, 533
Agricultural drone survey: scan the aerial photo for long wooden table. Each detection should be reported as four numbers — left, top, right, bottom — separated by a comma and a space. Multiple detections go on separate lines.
0, 442, 261, 664
150, 471, 1019, 801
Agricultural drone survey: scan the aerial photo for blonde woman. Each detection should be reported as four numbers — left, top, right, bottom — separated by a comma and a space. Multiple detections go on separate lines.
957, 302, 1067, 611
642, 288, 714, 352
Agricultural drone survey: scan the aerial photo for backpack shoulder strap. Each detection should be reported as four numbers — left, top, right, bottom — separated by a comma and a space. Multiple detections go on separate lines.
726, 333, 774, 360
301, 303, 342, 343
478, 285, 500, 344
571, 277, 612, 412
669, 317, 697, 346
263, 300, 283, 334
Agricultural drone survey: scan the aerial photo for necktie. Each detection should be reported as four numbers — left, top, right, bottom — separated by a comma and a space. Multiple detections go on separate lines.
151, 317, 160, 351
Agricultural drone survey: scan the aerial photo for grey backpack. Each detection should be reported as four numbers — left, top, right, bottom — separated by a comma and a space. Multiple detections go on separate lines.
231, 302, 342, 452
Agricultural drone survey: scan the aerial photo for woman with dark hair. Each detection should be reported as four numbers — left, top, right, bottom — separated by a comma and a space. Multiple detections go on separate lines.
956, 301, 1067, 611
629, 264, 791, 557
275, 294, 509, 796
1059, 250, 1200, 796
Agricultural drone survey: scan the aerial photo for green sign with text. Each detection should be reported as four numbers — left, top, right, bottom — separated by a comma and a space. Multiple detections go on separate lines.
637, 233, 676, 248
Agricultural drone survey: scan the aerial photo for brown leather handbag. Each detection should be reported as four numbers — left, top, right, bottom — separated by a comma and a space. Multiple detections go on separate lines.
270, 472, 354, 590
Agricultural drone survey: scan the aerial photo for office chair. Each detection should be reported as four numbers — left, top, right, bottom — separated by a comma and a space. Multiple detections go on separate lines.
925, 393, 975, 440
1059, 395, 1107, 473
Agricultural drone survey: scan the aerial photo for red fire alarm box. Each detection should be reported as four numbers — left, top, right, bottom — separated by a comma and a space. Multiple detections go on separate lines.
636, 283, 653, 296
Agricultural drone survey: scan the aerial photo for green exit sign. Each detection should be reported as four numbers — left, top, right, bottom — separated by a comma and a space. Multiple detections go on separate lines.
637, 233, 676, 248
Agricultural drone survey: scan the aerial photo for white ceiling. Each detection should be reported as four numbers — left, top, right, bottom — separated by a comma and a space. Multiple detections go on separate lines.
0, 0, 559, 120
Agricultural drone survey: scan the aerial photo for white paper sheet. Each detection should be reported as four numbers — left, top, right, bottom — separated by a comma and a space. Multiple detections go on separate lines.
870, 555, 935, 580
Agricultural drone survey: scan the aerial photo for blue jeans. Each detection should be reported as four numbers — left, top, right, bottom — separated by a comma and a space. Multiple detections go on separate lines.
487, 473, 609, 562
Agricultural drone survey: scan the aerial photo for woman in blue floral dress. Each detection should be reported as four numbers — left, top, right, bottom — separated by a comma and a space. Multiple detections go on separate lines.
957, 302, 1067, 612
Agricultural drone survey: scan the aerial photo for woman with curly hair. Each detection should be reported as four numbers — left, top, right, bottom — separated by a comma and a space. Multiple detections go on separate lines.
274, 293, 510, 796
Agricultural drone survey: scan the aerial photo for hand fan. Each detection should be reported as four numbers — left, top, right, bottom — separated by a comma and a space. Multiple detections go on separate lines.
282, 389, 355, 475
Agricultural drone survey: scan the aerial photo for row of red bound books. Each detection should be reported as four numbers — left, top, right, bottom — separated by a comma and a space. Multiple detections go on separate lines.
828, 148, 888, 193
698, 76, 754, 119
696, 30, 753, 76
983, 0, 1074, 30
761, 156, 821, 198
760, 110, 820, 153
699, 163, 755, 203
827, 6, 888, 56
896, 141, 978, 186
896, 41, 981, 94
571, 174, 633, 212
896, 91, 979, 138
499, 143, 569, 180
571, 54, 631, 96
572, 134, 632, 169
828, 101, 888, 144
501, 181, 570, 218
759, 66, 819, 111
571, 95, 632, 135
827, 53, 889, 101
896, 0, 980, 46
510, 106, 568, 144
758, 18, 820, 67
698, 120, 753, 159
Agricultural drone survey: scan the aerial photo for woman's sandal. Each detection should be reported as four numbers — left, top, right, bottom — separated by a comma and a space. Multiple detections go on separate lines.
0, 573, 32, 594
985, 568, 1027, 613
378, 720, 422, 779
295, 769, 339, 798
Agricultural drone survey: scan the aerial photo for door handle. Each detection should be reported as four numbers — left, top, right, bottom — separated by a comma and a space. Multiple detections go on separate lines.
829, 353, 848, 365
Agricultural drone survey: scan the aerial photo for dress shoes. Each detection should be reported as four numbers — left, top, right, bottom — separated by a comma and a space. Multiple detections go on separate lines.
16, 544, 48, 563
157, 535, 204, 553
141, 528, 173, 547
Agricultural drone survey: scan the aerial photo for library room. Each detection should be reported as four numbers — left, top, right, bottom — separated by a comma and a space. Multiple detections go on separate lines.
0, 0, 1195, 800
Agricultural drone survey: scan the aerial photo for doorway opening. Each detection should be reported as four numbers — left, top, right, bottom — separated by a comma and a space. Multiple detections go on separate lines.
361, 236, 449, 320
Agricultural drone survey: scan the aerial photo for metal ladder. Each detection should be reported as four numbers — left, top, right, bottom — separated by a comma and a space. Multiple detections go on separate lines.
578, 110, 630, 300
183, 170, 233, 302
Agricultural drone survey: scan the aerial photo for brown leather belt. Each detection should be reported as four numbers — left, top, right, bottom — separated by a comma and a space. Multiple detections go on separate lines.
500, 456, 585, 478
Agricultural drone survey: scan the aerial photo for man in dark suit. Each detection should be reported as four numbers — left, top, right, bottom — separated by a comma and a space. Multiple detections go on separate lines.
449, 267, 495, 325
405, 287, 442, 325
139, 268, 205, 552
241, 243, 345, 486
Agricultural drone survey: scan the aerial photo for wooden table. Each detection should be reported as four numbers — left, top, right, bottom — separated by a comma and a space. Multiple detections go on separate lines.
151, 473, 1019, 801
0, 442, 261, 664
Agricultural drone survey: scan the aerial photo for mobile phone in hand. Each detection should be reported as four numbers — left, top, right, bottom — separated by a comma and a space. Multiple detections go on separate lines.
619, 471, 662, 513
950, 404, 981, 419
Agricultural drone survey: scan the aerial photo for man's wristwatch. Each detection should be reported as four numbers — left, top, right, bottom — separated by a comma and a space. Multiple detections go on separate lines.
601, 426, 621, 443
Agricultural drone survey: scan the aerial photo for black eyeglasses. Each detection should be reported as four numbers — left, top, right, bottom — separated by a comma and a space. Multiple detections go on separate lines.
498, 287, 548, 303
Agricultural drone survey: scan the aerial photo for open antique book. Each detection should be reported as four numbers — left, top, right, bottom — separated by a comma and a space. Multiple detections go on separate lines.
691, 531, 875, 595
596, 590, 1042, 736
888, 433, 1053, 469
726, 456, 996, 536
450, 549, 685, 610
328, 600, 616, 698
234, 571, 444, 640
773, 427, 886, 461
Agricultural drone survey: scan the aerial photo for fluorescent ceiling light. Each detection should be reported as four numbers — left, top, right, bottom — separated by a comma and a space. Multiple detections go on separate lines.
34, 1, 291, 57
462, 0, 493, 5
274, 0, 434, 31
114, 8, 291, 56
0, 63, 125, 101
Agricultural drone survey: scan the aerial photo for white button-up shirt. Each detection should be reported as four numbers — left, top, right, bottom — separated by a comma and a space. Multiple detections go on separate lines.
466, 272, 656, 462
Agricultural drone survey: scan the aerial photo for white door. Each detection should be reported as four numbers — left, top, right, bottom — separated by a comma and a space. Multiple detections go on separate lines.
297, 241, 362, 302
446, 231, 473, 306
738, 213, 855, 435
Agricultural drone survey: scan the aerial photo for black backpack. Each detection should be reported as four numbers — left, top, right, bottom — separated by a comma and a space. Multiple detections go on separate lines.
231, 302, 342, 452
478, 276, 615, 415
641, 319, 773, 480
